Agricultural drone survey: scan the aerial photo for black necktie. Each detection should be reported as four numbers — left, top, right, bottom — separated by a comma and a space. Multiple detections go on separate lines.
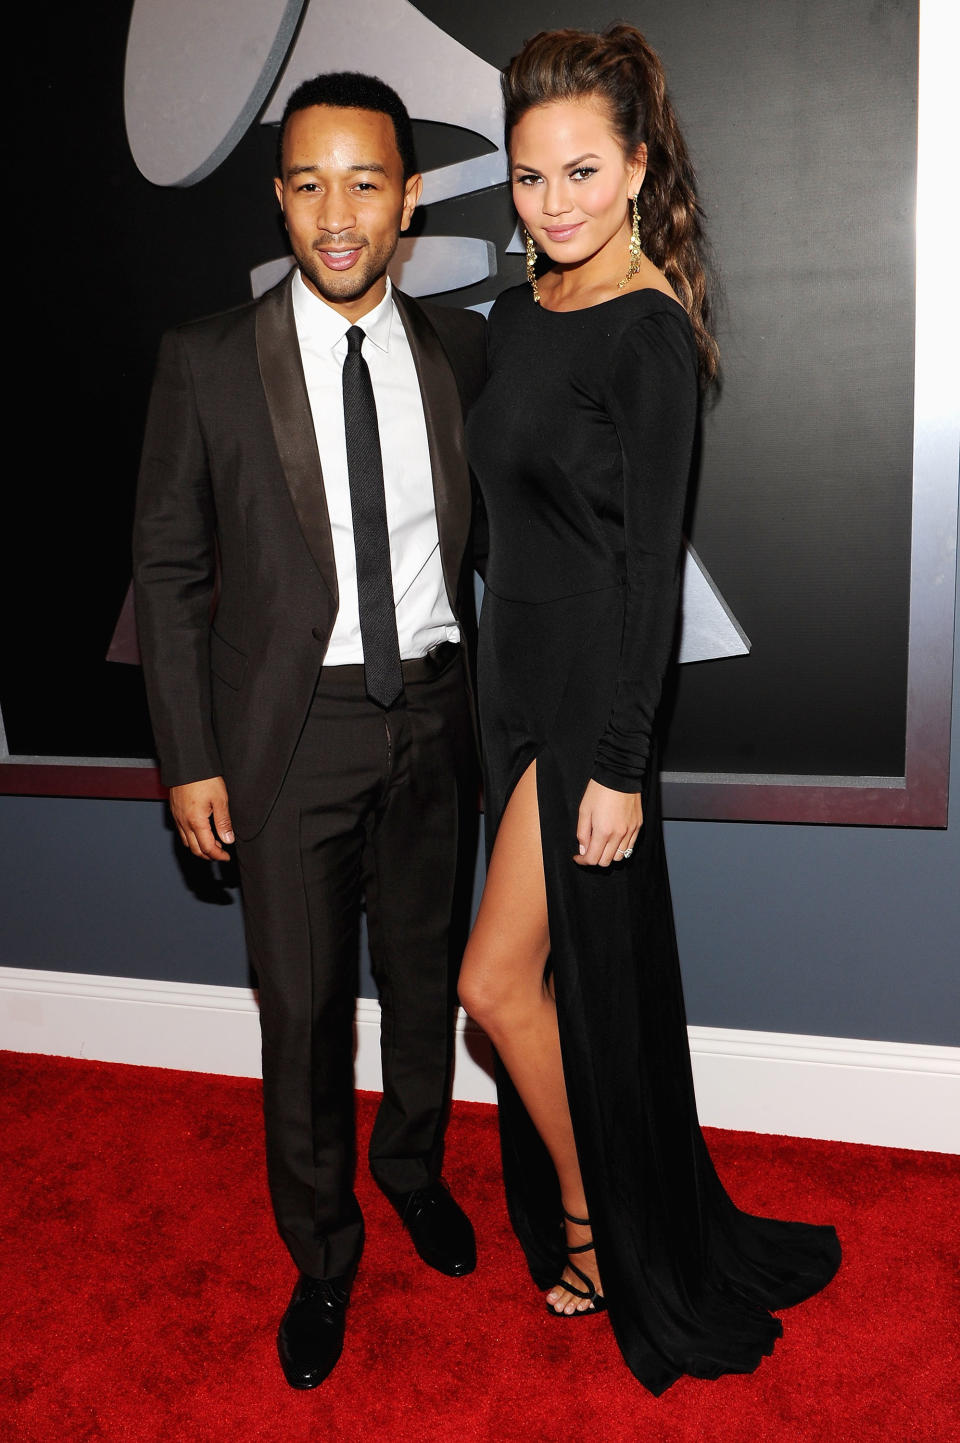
342, 325, 403, 708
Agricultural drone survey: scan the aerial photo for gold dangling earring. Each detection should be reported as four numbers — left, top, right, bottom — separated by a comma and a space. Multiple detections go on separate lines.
618, 195, 643, 290
524, 227, 542, 306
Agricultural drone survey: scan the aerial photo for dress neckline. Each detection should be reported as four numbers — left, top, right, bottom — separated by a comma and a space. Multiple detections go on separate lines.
530, 285, 687, 318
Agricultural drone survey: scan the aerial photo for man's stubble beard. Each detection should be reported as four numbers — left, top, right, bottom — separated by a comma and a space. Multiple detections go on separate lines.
294, 233, 401, 307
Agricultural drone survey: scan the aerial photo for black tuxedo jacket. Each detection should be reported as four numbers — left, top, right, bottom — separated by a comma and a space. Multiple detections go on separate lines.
133, 271, 486, 840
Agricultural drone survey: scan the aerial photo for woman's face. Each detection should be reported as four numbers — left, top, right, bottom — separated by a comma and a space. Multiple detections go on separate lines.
510, 97, 645, 268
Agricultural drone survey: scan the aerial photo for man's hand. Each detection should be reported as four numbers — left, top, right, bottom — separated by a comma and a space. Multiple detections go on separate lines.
169, 777, 235, 860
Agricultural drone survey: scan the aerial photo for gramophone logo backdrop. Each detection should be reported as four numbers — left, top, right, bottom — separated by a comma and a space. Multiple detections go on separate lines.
0, 0, 924, 819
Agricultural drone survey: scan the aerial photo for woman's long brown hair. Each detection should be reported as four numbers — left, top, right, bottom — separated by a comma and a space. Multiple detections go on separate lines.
503, 23, 719, 385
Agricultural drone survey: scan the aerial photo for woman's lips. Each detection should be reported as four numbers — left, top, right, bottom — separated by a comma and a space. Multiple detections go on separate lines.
542, 222, 585, 242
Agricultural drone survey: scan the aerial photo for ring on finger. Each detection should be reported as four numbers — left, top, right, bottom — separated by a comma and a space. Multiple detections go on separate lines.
622, 847, 634, 858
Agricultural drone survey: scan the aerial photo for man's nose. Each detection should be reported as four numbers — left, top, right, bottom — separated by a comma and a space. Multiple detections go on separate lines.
318, 193, 356, 233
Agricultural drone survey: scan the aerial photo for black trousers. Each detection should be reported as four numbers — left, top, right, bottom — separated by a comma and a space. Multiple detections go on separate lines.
235, 645, 478, 1279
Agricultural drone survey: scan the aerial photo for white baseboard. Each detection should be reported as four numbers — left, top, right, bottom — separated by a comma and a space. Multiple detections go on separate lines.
0, 966, 496, 1104
1, 967, 958, 1153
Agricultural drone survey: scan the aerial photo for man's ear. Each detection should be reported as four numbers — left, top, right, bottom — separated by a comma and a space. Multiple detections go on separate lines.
400, 172, 423, 232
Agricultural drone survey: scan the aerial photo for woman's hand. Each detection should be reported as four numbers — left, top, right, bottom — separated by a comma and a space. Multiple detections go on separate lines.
573, 780, 643, 867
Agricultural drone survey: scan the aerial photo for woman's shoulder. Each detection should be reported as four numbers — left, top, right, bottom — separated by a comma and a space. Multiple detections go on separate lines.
605, 291, 698, 379
487, 282, 534, 327
605, 286, 692, 331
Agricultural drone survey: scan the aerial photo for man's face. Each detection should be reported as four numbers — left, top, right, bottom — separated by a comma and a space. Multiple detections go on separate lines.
274, 105, 421, 319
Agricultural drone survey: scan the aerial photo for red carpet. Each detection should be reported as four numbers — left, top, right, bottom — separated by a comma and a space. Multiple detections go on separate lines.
2, 1052, 957, 1442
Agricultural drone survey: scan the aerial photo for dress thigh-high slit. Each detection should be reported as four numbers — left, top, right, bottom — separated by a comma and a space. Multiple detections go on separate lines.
468, 284, 841, 1395
465, 752, 606, 1312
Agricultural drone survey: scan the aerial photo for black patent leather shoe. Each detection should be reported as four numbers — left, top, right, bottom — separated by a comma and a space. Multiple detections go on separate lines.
276, 1272, 350, 1390
394, 1180, 476, 1277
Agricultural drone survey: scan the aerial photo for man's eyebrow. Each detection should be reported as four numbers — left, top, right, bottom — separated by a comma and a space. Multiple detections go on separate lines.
285, 162, 389, 178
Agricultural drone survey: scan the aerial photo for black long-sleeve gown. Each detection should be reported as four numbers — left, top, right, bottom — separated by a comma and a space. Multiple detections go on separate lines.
466, 283, 840, 1395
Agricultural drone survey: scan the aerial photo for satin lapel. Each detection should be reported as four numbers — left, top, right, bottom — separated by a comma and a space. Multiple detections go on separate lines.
255, 272, 338, 605
394, 291, 471, 611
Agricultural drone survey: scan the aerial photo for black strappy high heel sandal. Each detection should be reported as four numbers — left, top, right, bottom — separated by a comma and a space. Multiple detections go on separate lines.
546, 1209, 607, 1317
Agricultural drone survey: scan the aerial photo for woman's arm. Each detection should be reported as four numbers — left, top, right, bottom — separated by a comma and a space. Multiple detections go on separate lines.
592, 308, 699, 794
574, 309, 698, 866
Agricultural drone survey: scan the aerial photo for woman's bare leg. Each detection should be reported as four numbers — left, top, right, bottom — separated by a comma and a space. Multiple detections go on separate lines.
458, 761, 601, 1313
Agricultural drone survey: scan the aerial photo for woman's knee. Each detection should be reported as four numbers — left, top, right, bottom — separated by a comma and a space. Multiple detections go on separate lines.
456, 953, 499, 1027
457, 943, 546, 1033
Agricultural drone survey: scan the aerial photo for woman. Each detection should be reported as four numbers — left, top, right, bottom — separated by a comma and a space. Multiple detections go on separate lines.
459, 24, 840, 1394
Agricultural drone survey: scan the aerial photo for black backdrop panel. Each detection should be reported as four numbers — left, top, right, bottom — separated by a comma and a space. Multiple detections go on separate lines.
0, 1, 917, 794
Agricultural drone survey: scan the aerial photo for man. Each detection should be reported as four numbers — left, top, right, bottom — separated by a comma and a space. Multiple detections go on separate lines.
133, 72, 485, 1390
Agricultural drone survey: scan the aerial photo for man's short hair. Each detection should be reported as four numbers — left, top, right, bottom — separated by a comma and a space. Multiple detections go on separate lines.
275, 72, 417, 180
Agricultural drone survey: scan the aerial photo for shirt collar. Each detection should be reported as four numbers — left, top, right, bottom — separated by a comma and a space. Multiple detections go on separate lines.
292, 269, 396, 355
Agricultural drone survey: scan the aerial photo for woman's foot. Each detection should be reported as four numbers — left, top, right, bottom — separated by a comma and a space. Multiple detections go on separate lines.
545, 1210, 606, 1316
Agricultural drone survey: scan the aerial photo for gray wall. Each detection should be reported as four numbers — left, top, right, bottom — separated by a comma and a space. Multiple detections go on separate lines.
2, 2, 955, 1051
3, 553, 958, 1049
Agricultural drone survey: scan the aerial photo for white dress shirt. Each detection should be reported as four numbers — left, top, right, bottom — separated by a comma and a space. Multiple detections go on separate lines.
291, 272, 460, 665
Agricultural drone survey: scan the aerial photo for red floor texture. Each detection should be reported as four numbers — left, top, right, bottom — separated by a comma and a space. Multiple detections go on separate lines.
2, 1052, 958, 1442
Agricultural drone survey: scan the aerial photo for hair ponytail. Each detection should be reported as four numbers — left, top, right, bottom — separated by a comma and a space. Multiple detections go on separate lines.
502, 23, 719, 385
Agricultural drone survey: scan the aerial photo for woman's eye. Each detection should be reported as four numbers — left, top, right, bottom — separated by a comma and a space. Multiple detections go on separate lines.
515, 174, 541, 186
570, 167, 597, 181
